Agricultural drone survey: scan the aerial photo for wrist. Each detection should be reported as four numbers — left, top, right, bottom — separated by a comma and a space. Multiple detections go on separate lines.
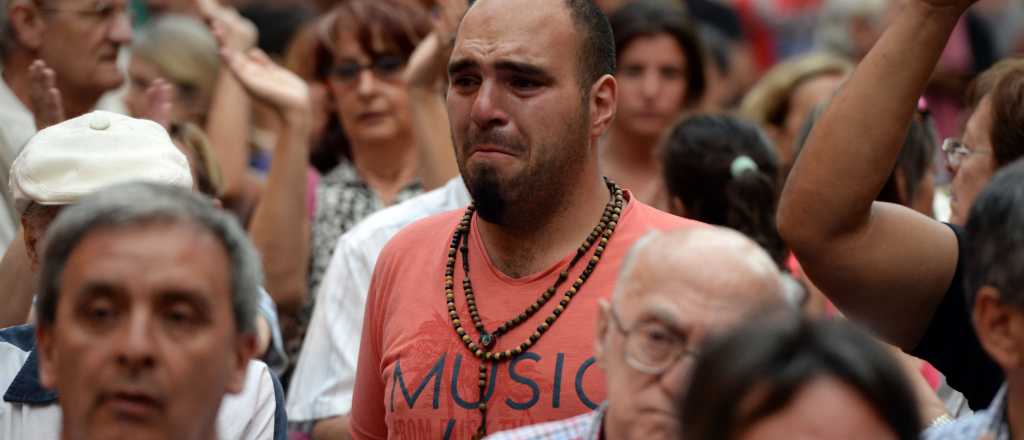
905, 1, 969, 23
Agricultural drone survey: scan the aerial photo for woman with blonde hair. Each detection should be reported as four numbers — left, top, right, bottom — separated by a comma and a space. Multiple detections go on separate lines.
740, 53, 852, 172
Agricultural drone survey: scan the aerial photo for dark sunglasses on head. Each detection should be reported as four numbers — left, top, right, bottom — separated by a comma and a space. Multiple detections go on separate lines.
331, 55, 406, 83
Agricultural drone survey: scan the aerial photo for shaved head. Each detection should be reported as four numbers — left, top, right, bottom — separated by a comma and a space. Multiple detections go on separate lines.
596, 227, 786, 440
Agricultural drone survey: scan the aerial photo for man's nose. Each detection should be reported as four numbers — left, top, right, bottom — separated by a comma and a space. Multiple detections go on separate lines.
469, 81, 510, 131
108, 10, 133, 45
658, 354, 694, 397
115, 311, 157, 372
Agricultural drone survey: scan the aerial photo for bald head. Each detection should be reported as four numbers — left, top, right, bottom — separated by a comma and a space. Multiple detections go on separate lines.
596, 227, 786, 440
461, 0, 614, 91
613, 227, 784, 322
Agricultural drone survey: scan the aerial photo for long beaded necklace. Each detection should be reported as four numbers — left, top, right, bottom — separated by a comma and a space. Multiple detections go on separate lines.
444, 178, 625, 439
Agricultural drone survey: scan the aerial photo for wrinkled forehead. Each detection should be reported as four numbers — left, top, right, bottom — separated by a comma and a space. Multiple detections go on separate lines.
453, 0, 578, 72
618, 255, 780, 331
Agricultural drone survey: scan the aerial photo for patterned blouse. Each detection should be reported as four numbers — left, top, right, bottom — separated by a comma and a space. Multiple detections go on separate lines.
284, 160, 422, 372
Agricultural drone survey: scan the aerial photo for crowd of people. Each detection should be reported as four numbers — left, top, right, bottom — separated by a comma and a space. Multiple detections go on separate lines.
0, 0, 1022, 438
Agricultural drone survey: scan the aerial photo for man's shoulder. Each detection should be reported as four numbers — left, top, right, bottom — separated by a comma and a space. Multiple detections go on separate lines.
624, 200, 704, 231
485, 410, 599, 440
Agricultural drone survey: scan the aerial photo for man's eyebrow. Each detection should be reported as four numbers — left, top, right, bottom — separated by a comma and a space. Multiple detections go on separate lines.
448, 59, 478, 76
641, 302, 688, 334
494, 61, 553, 80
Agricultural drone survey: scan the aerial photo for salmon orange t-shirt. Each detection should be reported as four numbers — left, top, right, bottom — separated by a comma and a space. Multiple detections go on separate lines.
349, 196, 700, 440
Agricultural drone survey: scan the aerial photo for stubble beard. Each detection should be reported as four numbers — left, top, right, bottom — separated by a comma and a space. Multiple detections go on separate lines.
458, 111, 591, 231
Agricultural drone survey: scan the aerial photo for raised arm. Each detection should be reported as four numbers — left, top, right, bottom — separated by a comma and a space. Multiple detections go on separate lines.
198, 0, 258, 201
777, 0, 976, 350
403, 0, 466, 190
28, 60, 64, 130
217, 28, 313, 314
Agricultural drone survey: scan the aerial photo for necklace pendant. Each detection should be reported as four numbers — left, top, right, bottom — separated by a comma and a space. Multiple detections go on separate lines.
479, 332, 495, 349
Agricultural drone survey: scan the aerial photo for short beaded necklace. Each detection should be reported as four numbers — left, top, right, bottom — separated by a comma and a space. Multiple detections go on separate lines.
444, 178, 624, 439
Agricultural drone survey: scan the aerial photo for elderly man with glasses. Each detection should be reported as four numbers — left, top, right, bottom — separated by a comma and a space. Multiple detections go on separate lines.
486, 227, 787, 440
0, 0, 133, 255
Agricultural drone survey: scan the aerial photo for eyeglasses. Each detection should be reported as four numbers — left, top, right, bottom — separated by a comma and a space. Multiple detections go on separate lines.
942, 138, 992, 170
330, 55, 406, 84
607, 303, 699, 375
39, 0, 134, 26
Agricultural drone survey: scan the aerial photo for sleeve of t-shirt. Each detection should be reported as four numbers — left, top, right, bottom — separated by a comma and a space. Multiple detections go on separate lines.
910, 223, 1003, 410
349, 246, 392, 440
286, 238, 373, 421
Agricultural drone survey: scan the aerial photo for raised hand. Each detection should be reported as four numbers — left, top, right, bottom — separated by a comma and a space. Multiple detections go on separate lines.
403, 0, 469, 89
215, 23, 310, 118
196, 0, 257, 52
144, 78, 175, 129
28, 60, 65, 130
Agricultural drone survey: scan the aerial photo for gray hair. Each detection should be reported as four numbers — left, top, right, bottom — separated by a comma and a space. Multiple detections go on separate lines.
37, 182, 263, 334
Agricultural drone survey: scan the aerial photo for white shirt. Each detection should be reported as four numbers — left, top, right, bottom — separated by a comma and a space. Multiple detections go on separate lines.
0, 325, 283, 440
286, 177, 471, 422
0, 75, 34, 253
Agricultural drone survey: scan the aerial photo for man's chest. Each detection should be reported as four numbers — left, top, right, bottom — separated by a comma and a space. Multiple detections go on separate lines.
375, 268, 612, 439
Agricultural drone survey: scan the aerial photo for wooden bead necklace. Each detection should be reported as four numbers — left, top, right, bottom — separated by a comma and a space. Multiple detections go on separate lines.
444, 179, 624, 439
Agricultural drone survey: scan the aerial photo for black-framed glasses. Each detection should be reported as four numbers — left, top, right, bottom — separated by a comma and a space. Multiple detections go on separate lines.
942, 138, 992, 170
330, 55, 406, 84
607, 303, 699, 375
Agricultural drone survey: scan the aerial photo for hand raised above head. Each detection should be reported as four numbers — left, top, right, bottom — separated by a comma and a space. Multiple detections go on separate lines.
143, 78, 175, 130
196, 0, 257, 52
215, 22, 310, 119
28, 60, 64, 130
404, 0, 469, 90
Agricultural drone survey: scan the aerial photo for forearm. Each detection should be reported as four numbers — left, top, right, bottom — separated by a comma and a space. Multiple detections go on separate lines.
0, 232, 36, 327
409, 88, 457, 191
779, 3, 963, 242
248, 114, 311, 314
206, 70, 253, 199
312, 415, 352, 440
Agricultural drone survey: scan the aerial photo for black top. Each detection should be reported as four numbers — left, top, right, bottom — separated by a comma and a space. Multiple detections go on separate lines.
910, 224, 1004, 410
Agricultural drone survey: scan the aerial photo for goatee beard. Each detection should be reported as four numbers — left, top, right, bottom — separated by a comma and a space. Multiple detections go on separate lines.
467, 165, 509, 225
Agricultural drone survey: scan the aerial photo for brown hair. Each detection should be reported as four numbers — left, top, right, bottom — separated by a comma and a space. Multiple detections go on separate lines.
988, 69, 1024, 167
170, 123, 225, 198
318, 0, 431, 61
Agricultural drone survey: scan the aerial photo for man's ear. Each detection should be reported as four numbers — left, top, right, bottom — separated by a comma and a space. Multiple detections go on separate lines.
35, 324, 58, 389
974, 287, 1024, 370
9, 1, 48, 51
594, 299, 612, 370
226, 332, 258, 394
588, 74, 617, 142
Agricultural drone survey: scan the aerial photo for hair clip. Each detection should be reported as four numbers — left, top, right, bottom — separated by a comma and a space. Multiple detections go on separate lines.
730, 155, 759, 178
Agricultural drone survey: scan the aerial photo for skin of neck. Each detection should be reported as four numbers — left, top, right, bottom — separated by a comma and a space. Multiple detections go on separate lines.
602, 123, 660, 171
349, 131, 419, 205
475, 160, 611, 279
4, 52, 102, 120
1006, 374, 1024, 439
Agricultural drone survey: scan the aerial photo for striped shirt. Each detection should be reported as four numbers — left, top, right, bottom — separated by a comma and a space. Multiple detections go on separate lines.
484, 405, 605, 440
